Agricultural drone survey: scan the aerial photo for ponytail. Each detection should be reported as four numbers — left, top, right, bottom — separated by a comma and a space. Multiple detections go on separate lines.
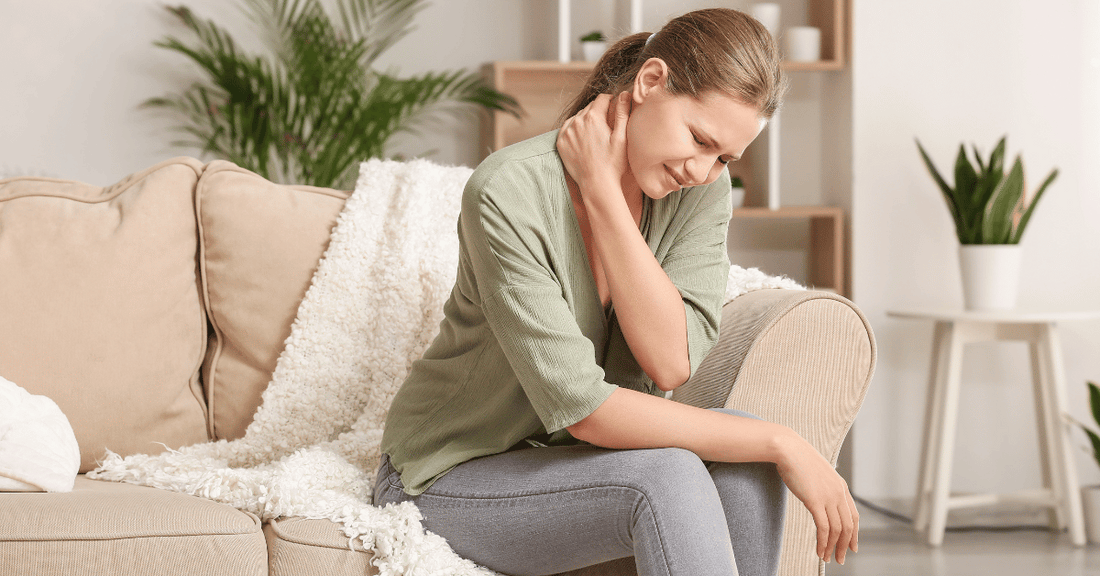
558, 8, 787, 124
560, 32, 651, 124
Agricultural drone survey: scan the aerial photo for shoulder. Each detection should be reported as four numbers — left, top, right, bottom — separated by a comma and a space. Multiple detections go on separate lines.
460, 131, 569, 238
465, 131, 563, 205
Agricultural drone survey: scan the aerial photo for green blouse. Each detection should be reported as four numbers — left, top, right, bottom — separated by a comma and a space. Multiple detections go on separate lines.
380, 131, 732, 495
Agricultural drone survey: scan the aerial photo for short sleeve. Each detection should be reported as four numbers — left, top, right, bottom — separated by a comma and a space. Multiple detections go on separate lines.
460, 165, 617, 434
661, 175, 733, 375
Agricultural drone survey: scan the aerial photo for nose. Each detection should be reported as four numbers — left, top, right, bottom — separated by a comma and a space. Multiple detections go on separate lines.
684, 155, 710, 186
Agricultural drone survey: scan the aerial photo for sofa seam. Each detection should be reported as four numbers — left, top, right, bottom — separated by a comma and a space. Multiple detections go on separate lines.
0, 157, 204, 203
194, 162, 224, 441
268, 518, 371, 554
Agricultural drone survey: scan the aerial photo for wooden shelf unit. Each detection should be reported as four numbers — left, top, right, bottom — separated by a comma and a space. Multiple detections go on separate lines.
478, 0, 848, 296
730, 206, 845, 296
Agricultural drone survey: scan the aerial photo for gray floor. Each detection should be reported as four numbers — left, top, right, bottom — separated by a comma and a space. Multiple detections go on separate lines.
825, 498, 1100, 576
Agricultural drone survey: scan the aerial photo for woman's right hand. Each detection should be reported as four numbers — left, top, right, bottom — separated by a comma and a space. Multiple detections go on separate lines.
774, 432, 859, 565
555, 91, 631, 199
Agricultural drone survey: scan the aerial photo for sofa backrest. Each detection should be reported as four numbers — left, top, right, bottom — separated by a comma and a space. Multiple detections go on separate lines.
196, 161, 350, 441
0, 158, 210, 472
0, 158, 352, 470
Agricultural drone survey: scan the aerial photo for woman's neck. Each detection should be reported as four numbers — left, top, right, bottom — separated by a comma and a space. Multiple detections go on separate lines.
565, 172, 644, 229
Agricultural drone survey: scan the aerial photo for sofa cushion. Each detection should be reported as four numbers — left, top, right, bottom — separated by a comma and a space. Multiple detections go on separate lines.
0, 158, 210, 472
196, 161, 351, 440
0, 476, 266, 575
264, 517, 376, 576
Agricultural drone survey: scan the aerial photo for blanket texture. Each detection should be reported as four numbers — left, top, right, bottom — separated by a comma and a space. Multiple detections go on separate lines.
89, 158, 803, 575
0, 375, 80, 492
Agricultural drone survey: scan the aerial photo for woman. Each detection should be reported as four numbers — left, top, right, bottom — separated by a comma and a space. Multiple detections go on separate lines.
376, 8, 858, 576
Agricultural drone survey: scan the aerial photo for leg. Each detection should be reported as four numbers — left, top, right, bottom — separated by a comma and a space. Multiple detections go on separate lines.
927, 321, 965, 546
375, 446, 741, 576
915, 321, 950, 531
1037, 322, 1086, 545
706, 409, 787, 576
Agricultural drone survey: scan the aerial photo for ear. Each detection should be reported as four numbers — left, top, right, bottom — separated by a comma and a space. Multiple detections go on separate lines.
632, 58, 669, 105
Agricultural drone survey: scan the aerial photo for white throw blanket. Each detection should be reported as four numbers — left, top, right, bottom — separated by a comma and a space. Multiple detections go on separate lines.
0, 375, 80, 492
89, 158, 803, 575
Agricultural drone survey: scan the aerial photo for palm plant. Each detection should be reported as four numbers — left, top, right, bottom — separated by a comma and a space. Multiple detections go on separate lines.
146, 0, 520, 190
916, 136, 1058, 244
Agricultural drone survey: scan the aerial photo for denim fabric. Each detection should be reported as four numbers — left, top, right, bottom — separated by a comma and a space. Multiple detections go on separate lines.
374, 409, 786, 576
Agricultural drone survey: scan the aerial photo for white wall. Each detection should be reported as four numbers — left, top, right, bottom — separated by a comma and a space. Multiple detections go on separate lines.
0, 0, 757, 183
850, 0, 1100, 498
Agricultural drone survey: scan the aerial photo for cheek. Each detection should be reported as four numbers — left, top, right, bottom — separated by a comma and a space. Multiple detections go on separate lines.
625, 119, 650, 173
704, 164, 727, 185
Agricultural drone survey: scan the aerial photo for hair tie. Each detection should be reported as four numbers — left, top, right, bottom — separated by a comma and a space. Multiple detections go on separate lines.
646, 32, 656, 45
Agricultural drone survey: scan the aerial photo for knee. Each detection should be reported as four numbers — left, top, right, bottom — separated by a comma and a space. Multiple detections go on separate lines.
712, 460, 787, 511
621, 447, 714, 500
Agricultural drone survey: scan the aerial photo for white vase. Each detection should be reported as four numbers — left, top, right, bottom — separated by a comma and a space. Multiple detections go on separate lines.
958, 244, 1022, 310
581, 41, 606, 62
1083, 485, 1100, 544
785, 26, 821, 62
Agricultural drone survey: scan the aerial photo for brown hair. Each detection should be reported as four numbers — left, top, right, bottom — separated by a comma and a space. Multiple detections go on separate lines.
561, 8, 787, 123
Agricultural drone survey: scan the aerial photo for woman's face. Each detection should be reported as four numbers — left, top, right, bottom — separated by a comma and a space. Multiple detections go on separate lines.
625, 59, 766, 199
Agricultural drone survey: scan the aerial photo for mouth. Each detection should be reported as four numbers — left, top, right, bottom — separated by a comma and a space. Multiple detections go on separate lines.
664, 166, 684, 189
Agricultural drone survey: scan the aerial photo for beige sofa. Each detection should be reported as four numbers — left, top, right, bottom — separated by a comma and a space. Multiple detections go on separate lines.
0, 157, 875, 576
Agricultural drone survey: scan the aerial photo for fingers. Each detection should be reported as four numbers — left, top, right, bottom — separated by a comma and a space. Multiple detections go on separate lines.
834, 500, 855, 565
610, 91, 630, 136
824, 503, 841, 563
810, 492, 860, 565
811, 505, 829, 562
848, 489, 860, 553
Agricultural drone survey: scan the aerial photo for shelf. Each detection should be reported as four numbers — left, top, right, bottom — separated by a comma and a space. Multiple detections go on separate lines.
799, 0, 846, 68
730, 206, 845, 296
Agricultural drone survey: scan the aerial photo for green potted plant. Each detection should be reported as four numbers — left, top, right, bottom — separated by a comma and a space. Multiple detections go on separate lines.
580, 30, 607, 62
916, 136, 1057, 310
730, 175, 745, 209
1075, 381, 1100, 544
146, 0, 519, 190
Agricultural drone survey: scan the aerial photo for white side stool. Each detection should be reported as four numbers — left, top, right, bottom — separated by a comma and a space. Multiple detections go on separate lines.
888, 308, 1100, 547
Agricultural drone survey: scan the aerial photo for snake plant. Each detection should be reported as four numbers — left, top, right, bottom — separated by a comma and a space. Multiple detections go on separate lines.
145, 0, 519, 190
1080, 382, 1100, 470
916, 136, 1058, 245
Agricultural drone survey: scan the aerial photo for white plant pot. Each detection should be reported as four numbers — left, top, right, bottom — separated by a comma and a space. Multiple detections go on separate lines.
730, 187, 745, 209
958, 244, 1022, 310
581, 41, 606, 62
1082, 485, 1100, 544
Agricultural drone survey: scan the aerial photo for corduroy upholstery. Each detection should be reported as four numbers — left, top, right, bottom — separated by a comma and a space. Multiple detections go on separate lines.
0, 476, 266, 576
264, 518, 376, 576
557, 289, 876, 576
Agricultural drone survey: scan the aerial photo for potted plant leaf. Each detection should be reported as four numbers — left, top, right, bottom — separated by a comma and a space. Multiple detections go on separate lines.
916, 136, 1057, 310
580, 31, 607, 62
146, 0, 520, 190
1075, 381, 1100, 544
730, 175, 745, 209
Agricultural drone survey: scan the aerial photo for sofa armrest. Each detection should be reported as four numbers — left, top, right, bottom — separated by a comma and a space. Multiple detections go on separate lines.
673, 288, 876, 576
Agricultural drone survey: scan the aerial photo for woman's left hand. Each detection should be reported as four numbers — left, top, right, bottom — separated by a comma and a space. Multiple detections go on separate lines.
556, 91, 631, 198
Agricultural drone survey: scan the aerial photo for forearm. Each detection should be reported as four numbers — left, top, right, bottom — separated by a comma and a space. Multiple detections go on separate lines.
567, 387, 791, 464
582, 184, 690, 390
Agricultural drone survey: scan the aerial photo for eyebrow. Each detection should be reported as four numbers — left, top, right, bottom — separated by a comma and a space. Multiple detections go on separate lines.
697, 128, 740, 162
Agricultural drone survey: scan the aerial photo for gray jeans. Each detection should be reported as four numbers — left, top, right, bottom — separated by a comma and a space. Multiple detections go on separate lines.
374, 409, 786, 576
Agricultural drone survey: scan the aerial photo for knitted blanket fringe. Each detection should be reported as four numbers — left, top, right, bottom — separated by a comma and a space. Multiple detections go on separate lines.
89, 158, 803, 576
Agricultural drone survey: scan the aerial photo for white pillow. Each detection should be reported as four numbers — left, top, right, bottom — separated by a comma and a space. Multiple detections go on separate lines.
0, 375, 80, 492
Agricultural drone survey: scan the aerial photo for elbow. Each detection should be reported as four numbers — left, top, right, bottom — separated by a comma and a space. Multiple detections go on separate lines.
651, 359, 691, 393
566, 414, 599, 444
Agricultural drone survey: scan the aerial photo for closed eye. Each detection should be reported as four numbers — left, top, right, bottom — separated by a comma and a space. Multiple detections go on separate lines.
693, 132, 734, 165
